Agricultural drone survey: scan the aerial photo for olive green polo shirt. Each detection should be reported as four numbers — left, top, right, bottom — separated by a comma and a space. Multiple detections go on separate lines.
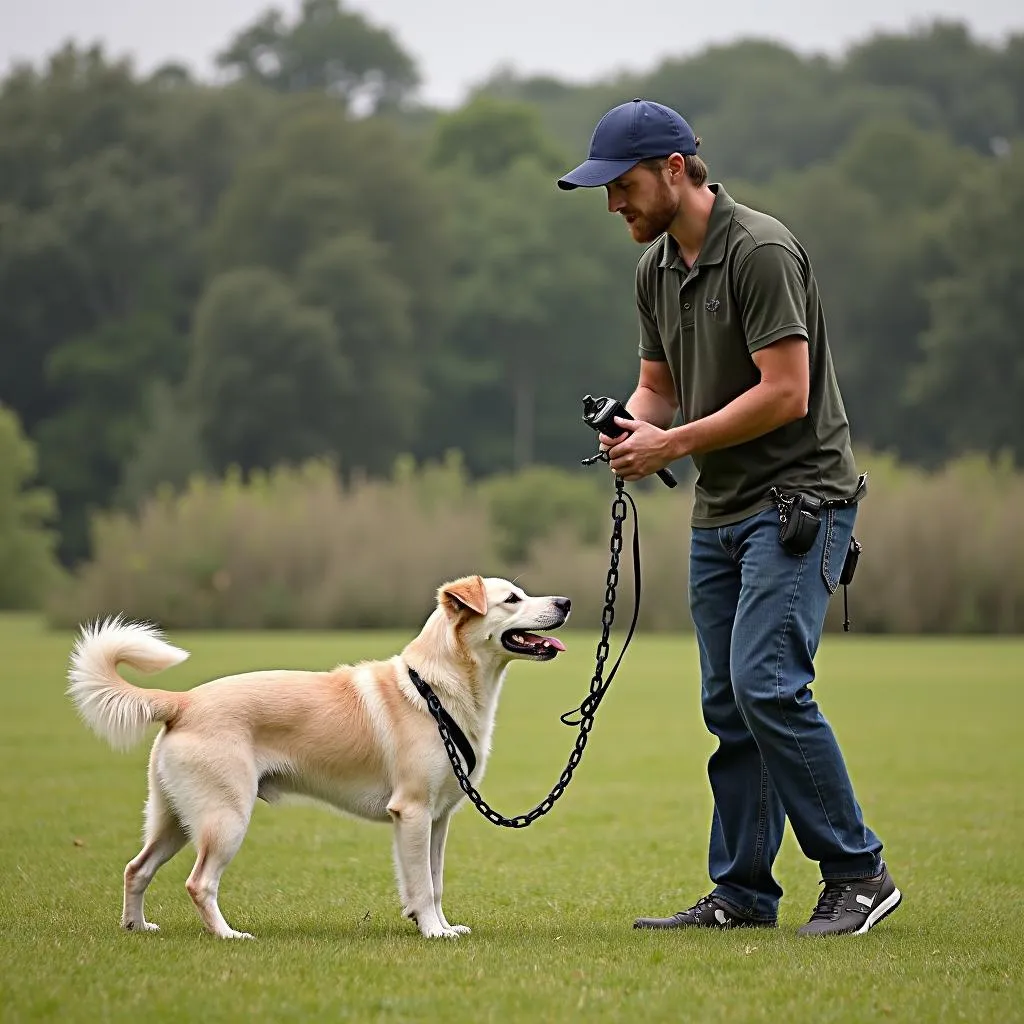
636, 183, 860, 528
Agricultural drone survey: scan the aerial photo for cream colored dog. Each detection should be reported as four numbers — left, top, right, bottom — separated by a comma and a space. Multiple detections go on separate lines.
67, 575, 570, 940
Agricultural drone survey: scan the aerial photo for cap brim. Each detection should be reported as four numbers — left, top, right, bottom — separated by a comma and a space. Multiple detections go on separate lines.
556, 157, 641, 190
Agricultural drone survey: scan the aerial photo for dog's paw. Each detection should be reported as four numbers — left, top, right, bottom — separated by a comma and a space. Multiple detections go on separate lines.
123, 920, 160, 933
219, 929, 254, 940
447, 924, 471, 935
418, 919, 459, 939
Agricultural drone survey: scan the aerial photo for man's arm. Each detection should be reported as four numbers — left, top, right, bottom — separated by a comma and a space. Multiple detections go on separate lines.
606, 340, 808, 479
678, 241, 811, 455
675, 336, 808, 457
625, 358, 679, 429
606, 241, 813, 481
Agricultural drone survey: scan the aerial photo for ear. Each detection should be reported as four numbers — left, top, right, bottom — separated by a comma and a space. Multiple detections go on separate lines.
439, 575, 488, 618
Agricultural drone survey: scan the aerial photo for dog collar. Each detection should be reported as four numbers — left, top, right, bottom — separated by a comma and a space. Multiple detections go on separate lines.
406, 668, 477, 776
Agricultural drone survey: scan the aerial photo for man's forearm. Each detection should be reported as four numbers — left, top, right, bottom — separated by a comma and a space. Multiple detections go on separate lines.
672, 379, 805, 457
625, 384, 677, 430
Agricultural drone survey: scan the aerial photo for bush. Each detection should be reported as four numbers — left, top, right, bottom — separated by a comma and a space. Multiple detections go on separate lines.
47, 453, 488, 630
824, 451, 1024, 633
46, 450, 1024, 634
477, 466, 609, 563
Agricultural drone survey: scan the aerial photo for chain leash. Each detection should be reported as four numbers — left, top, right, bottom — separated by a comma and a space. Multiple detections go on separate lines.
420, 475, 640, 828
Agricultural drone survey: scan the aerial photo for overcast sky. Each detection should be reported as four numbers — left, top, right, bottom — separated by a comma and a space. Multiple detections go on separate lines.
2, 0, 1021, 107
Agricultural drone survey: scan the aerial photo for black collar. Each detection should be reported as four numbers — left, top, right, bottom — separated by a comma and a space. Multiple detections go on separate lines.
407, 668, 477, 775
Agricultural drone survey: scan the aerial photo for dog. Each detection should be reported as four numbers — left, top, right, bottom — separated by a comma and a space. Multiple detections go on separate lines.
66, 574, 570, 939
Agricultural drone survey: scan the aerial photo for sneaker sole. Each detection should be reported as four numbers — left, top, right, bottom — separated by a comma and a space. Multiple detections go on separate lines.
854, 887, 902, 935
633, 920, 777, 930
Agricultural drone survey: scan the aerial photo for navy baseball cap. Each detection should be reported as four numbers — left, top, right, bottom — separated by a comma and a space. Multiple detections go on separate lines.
557, 98, 698, 190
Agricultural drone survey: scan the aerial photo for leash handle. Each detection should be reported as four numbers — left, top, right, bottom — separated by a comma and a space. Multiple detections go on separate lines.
580, 394, 677, 487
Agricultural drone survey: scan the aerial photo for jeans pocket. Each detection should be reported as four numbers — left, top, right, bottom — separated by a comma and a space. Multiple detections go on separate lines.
820, 508, 842, 594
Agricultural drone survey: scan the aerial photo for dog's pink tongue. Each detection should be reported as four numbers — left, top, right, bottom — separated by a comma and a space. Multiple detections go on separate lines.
546, 637, 566, 652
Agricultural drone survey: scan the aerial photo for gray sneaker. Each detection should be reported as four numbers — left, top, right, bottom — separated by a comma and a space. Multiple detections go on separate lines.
634, 894, 776, 930
797, 863, 902, 937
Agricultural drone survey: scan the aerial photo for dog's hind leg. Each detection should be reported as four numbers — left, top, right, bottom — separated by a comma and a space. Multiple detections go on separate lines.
122, 802, 187, 932
429, 813, 469, 935
122, 747, 188, 932
184, 808, 254, 939
159, 741, 258, 939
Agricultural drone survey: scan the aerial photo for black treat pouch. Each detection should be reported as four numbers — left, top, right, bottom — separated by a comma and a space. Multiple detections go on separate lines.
777, 492, 822, 556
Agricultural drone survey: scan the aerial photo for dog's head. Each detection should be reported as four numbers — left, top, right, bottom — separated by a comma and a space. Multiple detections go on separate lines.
438, 575, 571, 664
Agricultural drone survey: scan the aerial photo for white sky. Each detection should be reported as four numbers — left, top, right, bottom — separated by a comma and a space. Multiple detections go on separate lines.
1, 0, 1021, 107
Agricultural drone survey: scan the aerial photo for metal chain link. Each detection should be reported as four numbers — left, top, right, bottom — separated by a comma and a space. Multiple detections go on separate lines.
421, 476, 633, 828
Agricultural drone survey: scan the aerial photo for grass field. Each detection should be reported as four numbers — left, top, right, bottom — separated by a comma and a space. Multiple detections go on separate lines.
0, 613, 1020, 1023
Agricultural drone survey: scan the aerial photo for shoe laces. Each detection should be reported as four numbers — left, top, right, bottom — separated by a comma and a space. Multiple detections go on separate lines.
680, 894, 717, 921
809, 880, 852, 921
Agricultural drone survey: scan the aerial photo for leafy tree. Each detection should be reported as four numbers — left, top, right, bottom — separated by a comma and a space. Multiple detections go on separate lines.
0, 45, 278, 559
0, 48, 183, 430
438, 157, 636, 471
843, 21, 1018, 152
208, 102, 448, 331
187, 268, 351, 473
428, 95, 567, 177
907, 145, 1024, 461
736, 167, 929, 460
296, 232, 422, 474
0, 45, 161, 211
216, 0, 419, 113
832, 114, 984, 214
148, 78, 281, 223
999, 34, 1024, 138
0, 405, 62, 608
115, 381, 211, 508
0, 137, 197, 559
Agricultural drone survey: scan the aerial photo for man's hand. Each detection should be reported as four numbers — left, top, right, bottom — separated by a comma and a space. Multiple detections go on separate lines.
600, 416, 683, 481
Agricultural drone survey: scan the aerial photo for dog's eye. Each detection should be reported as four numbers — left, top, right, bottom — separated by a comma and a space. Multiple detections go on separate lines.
505, 593, 522, 604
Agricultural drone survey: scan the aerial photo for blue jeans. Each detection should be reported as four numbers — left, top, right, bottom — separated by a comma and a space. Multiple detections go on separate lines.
688, 503, 883, 922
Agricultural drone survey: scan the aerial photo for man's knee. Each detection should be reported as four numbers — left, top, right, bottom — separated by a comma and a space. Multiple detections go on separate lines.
730, 654, 820, 739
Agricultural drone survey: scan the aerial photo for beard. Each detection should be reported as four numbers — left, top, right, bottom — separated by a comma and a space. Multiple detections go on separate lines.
623, 181, 678, 244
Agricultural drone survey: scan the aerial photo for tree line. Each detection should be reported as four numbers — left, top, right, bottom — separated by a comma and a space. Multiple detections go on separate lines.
1, 0, 1022, 565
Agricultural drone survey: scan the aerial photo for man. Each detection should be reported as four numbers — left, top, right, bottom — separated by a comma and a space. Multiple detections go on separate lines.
557, 98, 901, 937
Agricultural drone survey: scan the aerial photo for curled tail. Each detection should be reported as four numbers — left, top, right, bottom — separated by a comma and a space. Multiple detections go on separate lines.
67, 616, 190, 751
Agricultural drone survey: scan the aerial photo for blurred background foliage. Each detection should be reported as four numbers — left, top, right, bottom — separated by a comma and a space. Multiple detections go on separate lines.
2, 3, 1022, 630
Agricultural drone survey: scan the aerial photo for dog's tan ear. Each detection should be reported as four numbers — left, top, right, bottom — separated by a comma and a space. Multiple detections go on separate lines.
439, 575, 488, 617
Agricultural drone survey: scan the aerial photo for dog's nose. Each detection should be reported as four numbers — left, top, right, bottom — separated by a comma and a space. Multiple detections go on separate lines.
554, 597, 572, 615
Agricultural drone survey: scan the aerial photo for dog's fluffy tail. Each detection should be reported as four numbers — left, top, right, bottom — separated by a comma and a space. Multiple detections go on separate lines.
67, 616, 190, 751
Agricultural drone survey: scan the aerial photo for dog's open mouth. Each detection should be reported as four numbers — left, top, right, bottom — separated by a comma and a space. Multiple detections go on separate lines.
501, 630, 566, 659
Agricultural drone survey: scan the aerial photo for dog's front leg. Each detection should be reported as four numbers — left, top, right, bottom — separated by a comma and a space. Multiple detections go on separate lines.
388, 798, 456, 938
430, 813, 470, 935
392, 835, 412, 920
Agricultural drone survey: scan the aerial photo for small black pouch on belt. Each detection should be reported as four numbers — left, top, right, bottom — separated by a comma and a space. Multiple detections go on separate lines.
775, 491, 822, 556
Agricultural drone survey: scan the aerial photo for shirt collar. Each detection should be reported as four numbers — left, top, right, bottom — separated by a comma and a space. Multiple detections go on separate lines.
658, 183, 735, 270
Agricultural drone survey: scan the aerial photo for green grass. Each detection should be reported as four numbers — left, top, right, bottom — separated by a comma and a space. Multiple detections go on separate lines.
0, 613, 1021, 1023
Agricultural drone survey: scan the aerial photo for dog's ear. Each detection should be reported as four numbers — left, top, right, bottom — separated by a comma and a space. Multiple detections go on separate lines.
439, 575, 488, 618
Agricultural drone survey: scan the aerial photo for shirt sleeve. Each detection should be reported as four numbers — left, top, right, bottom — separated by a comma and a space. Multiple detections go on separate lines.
733, 243, 809, 355
636, 259, 667, 361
